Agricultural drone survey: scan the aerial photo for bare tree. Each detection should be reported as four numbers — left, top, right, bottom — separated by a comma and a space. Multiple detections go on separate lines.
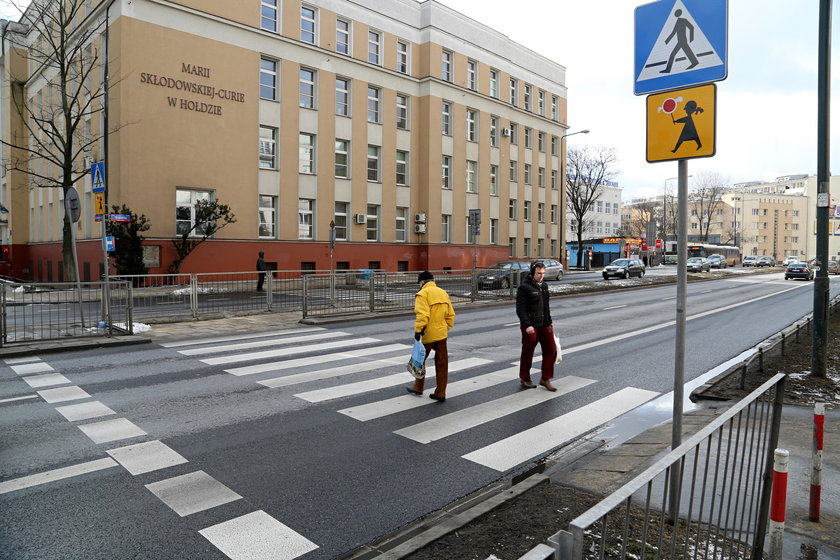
566, 145, 618, 267
626, 201, 658, 238
1, 0, 107, 281
169, 199, 236, 274
689, 171, 730, 242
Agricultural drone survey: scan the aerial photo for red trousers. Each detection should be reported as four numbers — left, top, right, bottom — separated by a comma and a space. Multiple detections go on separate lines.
519, 324, 556, 382
412, 338, 448, 397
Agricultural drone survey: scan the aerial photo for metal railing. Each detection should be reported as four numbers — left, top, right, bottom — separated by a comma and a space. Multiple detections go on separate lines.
524, 373, 786, 560
1, 280, 132, 346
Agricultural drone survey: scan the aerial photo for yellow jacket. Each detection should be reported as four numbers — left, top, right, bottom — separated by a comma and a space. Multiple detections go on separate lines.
414, 281, 455, 343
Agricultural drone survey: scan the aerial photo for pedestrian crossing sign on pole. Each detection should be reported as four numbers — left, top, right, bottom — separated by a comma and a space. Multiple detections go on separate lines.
646, 84, 716, 163
634, 0, 727, 95
91, 161, 106, 194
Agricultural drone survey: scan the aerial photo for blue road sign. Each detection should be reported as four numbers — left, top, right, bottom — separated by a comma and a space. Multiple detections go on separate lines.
91, 161, 106, 193
634, 0, 727, 95
104, 236, 115, 251
109, 214, 131, 222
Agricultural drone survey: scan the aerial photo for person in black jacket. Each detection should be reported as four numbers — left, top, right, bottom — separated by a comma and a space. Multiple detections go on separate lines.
515, 261, 557, 391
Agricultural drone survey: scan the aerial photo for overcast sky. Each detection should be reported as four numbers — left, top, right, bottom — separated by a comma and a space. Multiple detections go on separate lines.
2, 0, 838, 200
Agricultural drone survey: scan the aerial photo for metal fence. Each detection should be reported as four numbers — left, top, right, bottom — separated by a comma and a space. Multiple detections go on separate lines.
522, 373, 786, 560
1, 280, 133, 346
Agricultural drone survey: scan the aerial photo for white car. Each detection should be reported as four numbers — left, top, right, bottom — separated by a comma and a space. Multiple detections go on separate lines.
782, 256, 799, 266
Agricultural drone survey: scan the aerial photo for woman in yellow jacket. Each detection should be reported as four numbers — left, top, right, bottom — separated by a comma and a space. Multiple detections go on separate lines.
407, 271, 455, 401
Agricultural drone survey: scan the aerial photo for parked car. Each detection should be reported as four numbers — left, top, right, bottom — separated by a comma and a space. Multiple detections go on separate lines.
686, 257, 711, 273
828, 260, 840, 275
742, 256, 759, 267
756, 256, 776, 267
602, 258, 646, 280
538, 259, 564, 281
784, 263, 814, 281
477, 261, 530, 289
662, 255, 678, 265
706, 254, 727, 269
782, 256, 799, 266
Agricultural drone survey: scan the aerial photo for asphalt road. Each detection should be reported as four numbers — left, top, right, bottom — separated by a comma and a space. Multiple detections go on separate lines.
1, 271, 835, 560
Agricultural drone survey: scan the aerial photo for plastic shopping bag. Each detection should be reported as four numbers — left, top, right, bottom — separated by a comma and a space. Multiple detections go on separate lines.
554, 335, 562, 363
407, 340, 426, 378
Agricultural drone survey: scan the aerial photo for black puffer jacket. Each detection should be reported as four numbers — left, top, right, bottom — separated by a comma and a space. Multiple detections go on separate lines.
516, 274, 552, 329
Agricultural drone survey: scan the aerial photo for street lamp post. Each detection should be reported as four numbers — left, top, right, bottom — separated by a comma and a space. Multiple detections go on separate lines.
560, 129, 590, 266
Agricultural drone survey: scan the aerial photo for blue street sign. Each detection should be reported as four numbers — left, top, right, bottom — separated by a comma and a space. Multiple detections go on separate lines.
91, 161, 106, 193
104, 236, 115, 251
634, 0, 727, 95
109, 214, 131, 222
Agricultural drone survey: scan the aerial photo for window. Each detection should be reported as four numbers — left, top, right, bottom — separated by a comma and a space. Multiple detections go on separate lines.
538, 91, 545, 115
261, 0, 277, 32
396, 151, 408, 185
524, 163, 531, 185
524, 200, 532, 221
551, 136, 558, 155
442, 156, 451, 189
490, 116, 498, 147
538, 132, 546, 152
466, 160, 477, 193
259, 126, 276, 169
509, 123, 518, 145
509, 237, 517, 257
551, 239, 557, 256
396, 207, 408, 242
441, 102, 451, 135
367, 145, 380, 181
537, 239, 544, 257
368, 31, 380, 64
299, 68, 316, 108
551, 170, 558, 190
466, 214, 476, 244
259, 195, 276, 238
336, 19, 350, 54
524, 84, 532, 111
551, 204, 557, 223
551, 95, 558, 120
490, 164, 498, 195
299, 134, 315, 173
260, 58, 277, 100
442, 50, 452, 81
300, 6, 316, 44
298, 199, 314, 239
508, 199, 517, 220
366, 205, 380, 241
509, 160, 518, 182
335, 139, 349, 178
367, 86, 380, 123
523, 237, 531, 256
538, 202, 545, 222
335, 77, 350, 116
613, 203, 619, 214
442, 215, 451, 243
510, 78, 518, 105
524, 128, 532, 149
397, 41, 409, 73
334, 202, 348, 240
538, 167, 545, 187
596, 200, 603, 212
489, 69, 499, 98
176, 189, 212, 236
467, 60, 477, 90
466, 109, 477, 142
396, 94, 409, 129
490, 218, 498, 244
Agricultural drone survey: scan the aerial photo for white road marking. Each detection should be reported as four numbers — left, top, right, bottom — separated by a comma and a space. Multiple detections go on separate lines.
339, 366, 518, 421
77, 417, 147, 444
3, 356, 41, 364
226, 343, 407, 377
107, 440, 188, 475
0, 458, 118, 495
395, 375, 596, 443
199, 337, 381, 365
200, 510, 318, 560
462, 387, 659, 471
0, 394, 39, 404
160, 327, 324, 348
259, 356, 405, 388
55, 401, 116, 422
22, 373, 70, 388
37, 386, 91, 403
603, 305, 627, 310
178, 331, 346, 356
296, 358, 492, 403
145, 471, 242, 517
11, 362, 54, 375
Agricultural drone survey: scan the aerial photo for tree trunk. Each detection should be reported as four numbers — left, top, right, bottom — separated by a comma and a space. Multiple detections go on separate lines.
61, 215, 78, 282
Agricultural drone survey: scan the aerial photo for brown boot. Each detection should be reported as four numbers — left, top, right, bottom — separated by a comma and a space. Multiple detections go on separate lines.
539, 379, 557, 392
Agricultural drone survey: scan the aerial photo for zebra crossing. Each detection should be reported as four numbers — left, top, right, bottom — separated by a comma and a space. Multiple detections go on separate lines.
162, 326, 659, 472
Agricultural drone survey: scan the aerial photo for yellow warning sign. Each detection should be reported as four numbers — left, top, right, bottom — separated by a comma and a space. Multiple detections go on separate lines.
646, 84, 716, 163
94, 192, 105, 216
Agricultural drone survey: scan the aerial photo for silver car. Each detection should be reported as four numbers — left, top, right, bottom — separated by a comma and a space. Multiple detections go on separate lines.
686, 257, 711, 273
537, 259, 564, 281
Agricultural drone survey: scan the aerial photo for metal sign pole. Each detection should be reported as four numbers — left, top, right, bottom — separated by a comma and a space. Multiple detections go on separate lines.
329, 220, 336, 307
64, 190, 85, 327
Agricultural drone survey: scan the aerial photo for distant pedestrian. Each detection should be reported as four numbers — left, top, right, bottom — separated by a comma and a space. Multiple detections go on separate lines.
256, 251, 267, 292
516, 262, 557, 391
407, 271, 455, 402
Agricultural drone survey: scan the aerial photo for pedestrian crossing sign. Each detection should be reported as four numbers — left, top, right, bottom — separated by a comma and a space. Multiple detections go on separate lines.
634, 0, 727, 95
91, 161, 105, 194
646, 84, 716, 163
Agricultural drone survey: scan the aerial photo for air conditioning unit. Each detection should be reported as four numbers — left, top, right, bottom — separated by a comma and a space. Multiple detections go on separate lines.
83, 156, 94, 168
414, 212, 426, 223
414, 224, 427, 234
354, 213, 367, 224
501, 128, 511, 137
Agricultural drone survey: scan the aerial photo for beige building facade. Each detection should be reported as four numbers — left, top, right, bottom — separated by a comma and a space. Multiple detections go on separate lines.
1, 0, 571, 280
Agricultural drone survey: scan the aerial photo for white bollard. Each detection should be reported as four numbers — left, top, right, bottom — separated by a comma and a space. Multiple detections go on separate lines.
768, 448, 790, 560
